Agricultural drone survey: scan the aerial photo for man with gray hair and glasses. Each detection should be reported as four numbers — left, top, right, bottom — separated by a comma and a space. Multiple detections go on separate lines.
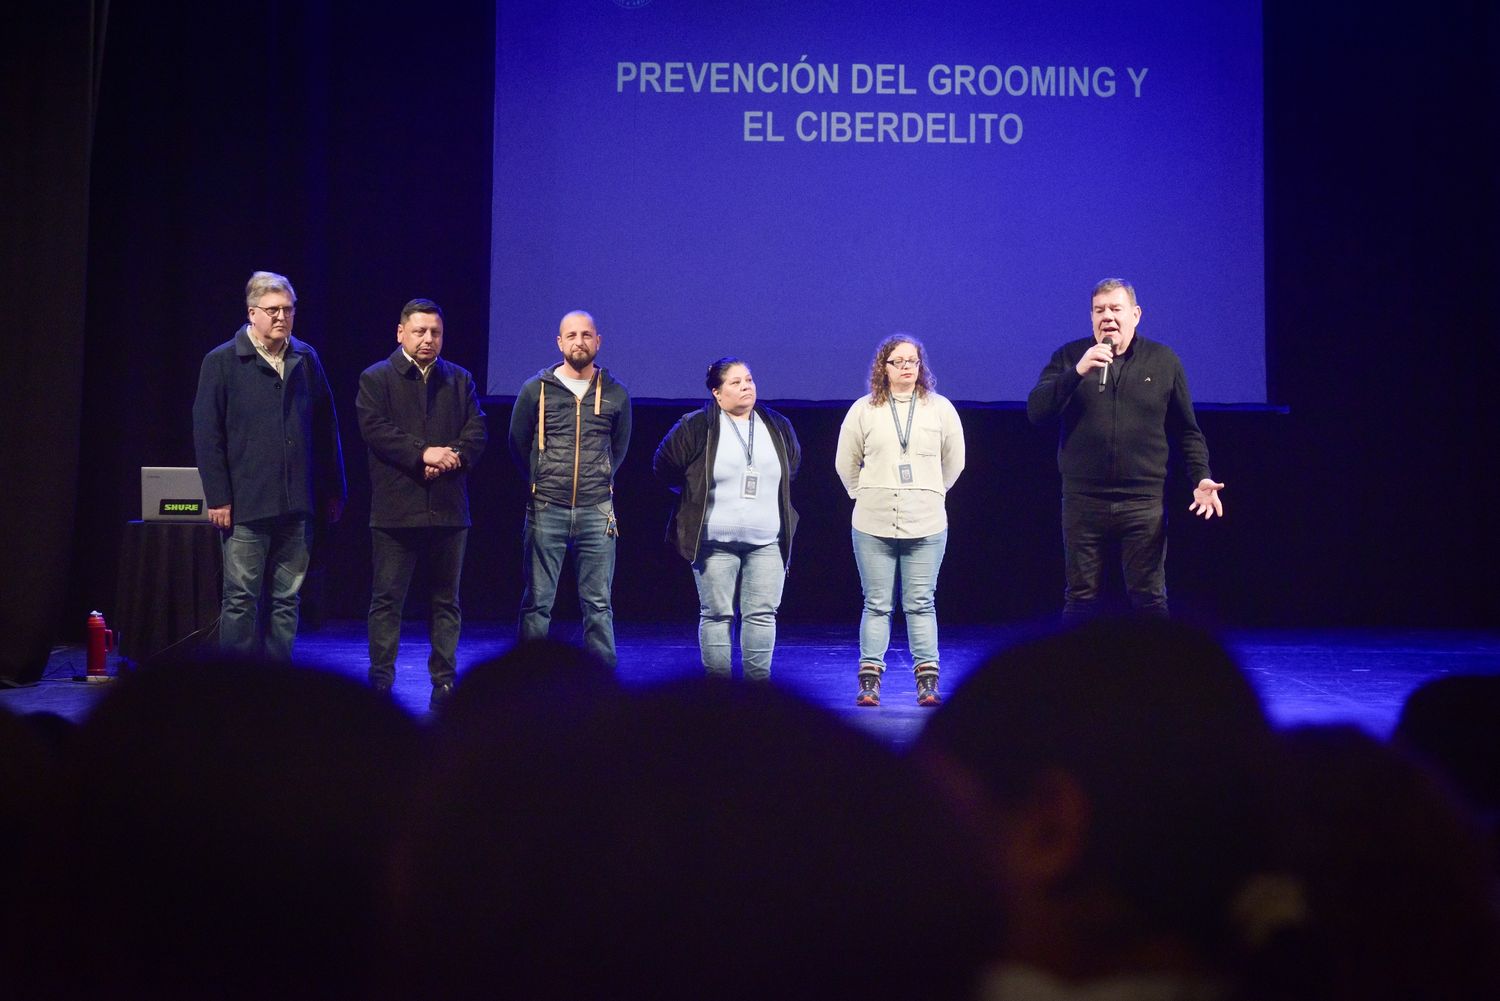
193, 271, 346, 660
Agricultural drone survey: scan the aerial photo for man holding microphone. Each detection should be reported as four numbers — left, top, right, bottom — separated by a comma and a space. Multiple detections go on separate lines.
1027, 278, 1225, 624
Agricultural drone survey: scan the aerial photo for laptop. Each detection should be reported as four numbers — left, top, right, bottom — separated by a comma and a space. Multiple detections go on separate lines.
141, 467, 211, 522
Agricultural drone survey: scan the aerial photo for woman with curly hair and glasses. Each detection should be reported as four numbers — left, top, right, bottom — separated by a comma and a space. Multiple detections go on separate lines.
835, 335, 965, 707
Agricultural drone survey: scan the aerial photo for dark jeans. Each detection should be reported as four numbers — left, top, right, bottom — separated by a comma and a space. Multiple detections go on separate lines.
519, 499, 618, 668
368, 526, 468, 688
1061, 492, 1168, 625
221, 515, 311, 662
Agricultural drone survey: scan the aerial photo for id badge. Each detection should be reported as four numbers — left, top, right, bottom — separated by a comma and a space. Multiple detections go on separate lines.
898, 463, 913, 484
741, 471, 759, 498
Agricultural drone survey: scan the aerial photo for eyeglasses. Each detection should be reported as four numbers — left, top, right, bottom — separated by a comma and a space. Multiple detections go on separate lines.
253, 304, 296, 319
885, 358, 920, 369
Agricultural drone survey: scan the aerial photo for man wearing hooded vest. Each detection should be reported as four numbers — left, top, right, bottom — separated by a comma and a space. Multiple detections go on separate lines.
508, 310, 633, 667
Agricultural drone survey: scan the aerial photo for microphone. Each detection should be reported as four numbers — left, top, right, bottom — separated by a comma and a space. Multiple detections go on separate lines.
1098, 334, 1115, 393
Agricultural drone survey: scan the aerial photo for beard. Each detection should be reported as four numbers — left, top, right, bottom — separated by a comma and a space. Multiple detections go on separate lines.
566, 345, 598, 368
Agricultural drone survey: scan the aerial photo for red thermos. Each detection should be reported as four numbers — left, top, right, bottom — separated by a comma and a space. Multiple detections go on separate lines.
86, 610, 115, 677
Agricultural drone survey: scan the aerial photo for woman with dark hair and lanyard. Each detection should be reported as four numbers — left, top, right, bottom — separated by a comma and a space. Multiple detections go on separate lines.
653, 358, 801, 681
835, 334, 965, 707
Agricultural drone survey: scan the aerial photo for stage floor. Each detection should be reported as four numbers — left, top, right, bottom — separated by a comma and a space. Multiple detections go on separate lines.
6, 622, 1499, 746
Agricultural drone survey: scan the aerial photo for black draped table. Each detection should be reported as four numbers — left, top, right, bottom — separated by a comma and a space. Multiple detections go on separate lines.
114, 520, 223, 662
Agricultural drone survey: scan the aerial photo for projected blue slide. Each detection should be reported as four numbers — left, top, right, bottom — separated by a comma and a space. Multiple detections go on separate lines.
490, 0, 1264, 403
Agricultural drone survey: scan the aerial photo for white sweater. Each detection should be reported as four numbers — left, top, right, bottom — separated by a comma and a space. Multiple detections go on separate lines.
835, 391, 965, 539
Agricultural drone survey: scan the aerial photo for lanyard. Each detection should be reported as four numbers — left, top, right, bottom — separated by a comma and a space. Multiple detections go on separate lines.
889, 393, 916, 455
724, 409, 755, 468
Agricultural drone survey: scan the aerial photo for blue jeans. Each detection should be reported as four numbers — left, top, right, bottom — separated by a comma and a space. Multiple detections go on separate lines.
851, 528, 948, 673
368, 527, 468, 689
691, 541, 786, 681
1061, 492, 1168, 626
520, 499, 618, 668
220, 515, 311, 662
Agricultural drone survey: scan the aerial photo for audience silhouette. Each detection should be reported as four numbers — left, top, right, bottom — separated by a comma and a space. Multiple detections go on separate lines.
916, 618, 1279, 999
383, 640, 1002, 999
4, 630, 1497, 1001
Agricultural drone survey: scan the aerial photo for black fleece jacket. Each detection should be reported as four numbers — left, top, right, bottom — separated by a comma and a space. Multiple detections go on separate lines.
1027, 334, 1212, 496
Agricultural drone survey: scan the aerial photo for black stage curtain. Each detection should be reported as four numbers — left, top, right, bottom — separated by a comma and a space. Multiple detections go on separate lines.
0, 1, 107, 685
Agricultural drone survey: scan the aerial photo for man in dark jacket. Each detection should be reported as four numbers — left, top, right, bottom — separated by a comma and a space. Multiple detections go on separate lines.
193, 271, 346, 661
508, 310, 632, 668
1027, 278, 1225, 623
356, 299, 487, 708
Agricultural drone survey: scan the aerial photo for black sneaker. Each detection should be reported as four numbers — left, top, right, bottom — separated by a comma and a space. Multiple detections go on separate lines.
915, 672, 940, 707
856, 672, 881, 707
429, 682, 455, 711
